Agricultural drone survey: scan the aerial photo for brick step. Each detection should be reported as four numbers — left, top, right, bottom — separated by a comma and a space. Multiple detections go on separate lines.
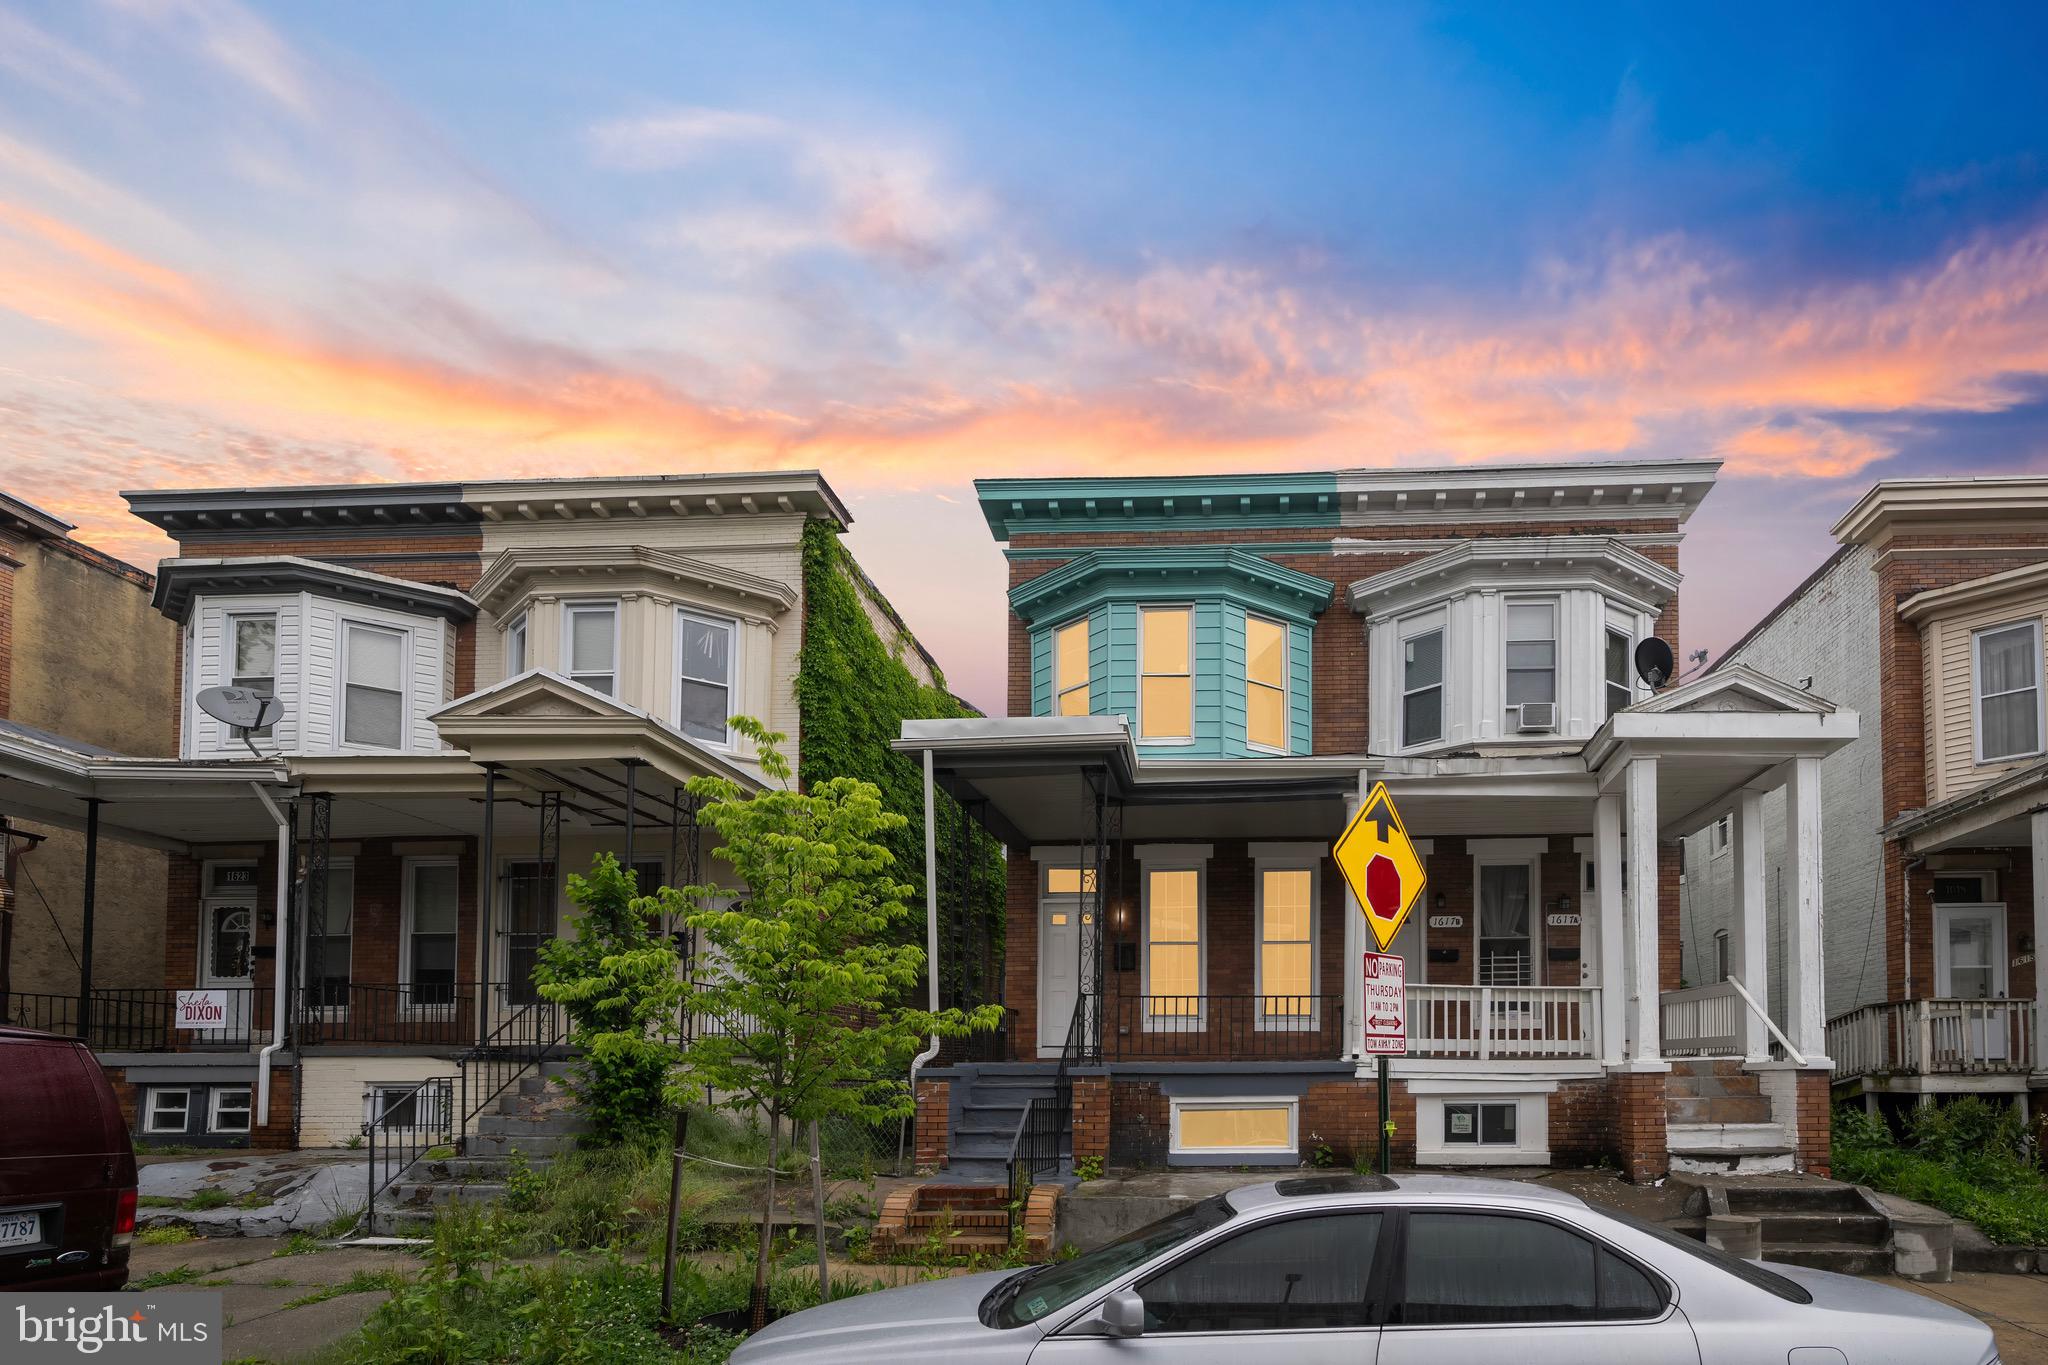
1668, 1059, 1750, 1079
909, 1231, 1009, 1255
1664, 1071, 1763, 1099
917, 1184, 1010, 1205
907, 1209, 1009, 1231
1666, 1096, 1772, 1125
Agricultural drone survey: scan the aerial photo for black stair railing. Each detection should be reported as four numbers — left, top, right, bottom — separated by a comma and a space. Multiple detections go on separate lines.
365, 1075, 455, 1221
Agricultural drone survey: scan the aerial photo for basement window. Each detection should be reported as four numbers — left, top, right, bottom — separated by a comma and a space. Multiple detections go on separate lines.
1443, 1102, 1516, 1146
1169, 1098, 1297, 1158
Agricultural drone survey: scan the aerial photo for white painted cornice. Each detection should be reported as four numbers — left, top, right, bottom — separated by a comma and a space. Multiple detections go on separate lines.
1347, 535, 1681, 618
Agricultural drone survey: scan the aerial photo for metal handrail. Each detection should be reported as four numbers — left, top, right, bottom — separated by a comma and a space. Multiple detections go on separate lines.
365, 1075, 455, 1224
1726, 975, 1807, 1066
457, 989, 566, 1138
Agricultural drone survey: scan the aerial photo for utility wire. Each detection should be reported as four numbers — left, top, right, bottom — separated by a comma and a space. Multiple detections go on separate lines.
13, 851, 80, 971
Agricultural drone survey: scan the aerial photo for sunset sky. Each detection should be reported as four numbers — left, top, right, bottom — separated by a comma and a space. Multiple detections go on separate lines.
4, 2, 2047, 713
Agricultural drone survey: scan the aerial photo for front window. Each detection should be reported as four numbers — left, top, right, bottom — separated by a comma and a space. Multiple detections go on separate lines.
505, 612, 528, 675
229, 613, 278, 737
502, 859, 555, 1005
310, 863, 355, 1009
1976, 621, 2043, 762
1145, 865, 1202, 1020
983, 1195, 1234, 1328
1605, 626, 1633, 717
342, 622, 405, 748
1505, 600, 1557, 713
1245, 616, 1288, 751
676, 609, 735, 744
1136, 1213, 1381, 1332
404, 859, 459, 1008
1256, 864, 1314, 1023
565, 601, 619, 696
1403, 627, 1444, 746
1054, 618, 1091, 717
1139, 607, 1193, 741
144, 1089, 191, 1135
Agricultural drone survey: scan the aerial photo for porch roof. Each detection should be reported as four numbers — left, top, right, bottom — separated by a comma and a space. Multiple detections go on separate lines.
1886, 757, 2048, 854
0, 725, 294, 851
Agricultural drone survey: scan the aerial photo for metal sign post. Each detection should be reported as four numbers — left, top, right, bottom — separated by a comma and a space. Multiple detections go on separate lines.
1338, 783, 1425, 1174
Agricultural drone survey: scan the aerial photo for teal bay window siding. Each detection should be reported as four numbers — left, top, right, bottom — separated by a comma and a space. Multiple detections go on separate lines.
1015, 546, 1330, 758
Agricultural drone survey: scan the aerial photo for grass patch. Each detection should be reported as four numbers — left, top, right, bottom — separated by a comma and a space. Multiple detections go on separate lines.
129, 1264, 203, 1289
284, 1269, 407, 1309
182, 1188, 233, 1211
275, 1232, 324, 1257
137, 1195, 184, 1209
136, 1225, 194, 1247
1834, 1099, 2048, 1245
499, 1140, 738, 1257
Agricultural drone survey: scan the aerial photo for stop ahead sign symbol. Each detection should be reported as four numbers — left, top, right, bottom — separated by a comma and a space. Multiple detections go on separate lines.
1365, 853, 1402, 921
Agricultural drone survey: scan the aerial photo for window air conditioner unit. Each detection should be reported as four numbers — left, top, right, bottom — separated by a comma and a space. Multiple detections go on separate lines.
1516, 702, 1557, 732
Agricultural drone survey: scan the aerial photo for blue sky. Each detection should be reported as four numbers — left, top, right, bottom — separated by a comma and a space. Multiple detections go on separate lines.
2, 1, 2046, 710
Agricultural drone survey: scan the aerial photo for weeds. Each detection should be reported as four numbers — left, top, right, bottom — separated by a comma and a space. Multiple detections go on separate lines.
128, 1264, 203, 1289
136, 1226, 194, 1246
1834, 1099, 2048, 1245
283, 1269, 407, 1309
1072, 1155, 1104, 1182
275, 1232, 324, 1257
182, 1188, 232, 1211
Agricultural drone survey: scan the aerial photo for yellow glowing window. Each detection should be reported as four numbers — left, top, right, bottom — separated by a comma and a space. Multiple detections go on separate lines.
1054, 619, 1091, 717
1147, 867, 1201, 1015
1176, 1105, 1292, 1152
1141, 608, 1192, 740
1246, 616, 1288, 751
1260, 867, 1313, 1017
1045, 867, 1098, 895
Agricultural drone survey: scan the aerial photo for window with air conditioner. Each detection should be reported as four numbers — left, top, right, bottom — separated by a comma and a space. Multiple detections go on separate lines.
1505, 600, 1557, 730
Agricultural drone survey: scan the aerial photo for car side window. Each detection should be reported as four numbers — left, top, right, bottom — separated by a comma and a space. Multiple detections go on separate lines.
1135, 1213, 1381, 1333
1392, 1212, 1664, 1325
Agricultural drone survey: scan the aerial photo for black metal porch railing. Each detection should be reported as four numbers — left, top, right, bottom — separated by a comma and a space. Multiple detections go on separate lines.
1100, 993, 1344, 1060
297, 983, 477, 1048
366, 1075, 455, 1219
0, 987, 277, 1051
457, 986, 565, 1139
1005, 1095, 1065, 1243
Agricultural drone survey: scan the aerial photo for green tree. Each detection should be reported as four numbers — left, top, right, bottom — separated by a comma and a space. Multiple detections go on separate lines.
534, 854, 684, 1149
671, 717, 1001, 1327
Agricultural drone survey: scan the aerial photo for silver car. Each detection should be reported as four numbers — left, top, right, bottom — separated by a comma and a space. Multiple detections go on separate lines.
733, 1173, 1996, 1364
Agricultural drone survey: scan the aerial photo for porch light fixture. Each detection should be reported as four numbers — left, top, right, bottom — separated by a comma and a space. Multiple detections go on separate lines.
1433, 892, 1447, 911
1555, 895, 1572, 914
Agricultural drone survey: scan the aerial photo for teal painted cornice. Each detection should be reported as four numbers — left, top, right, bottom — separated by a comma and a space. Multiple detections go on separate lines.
977, 472, 1341, 541
1010, 546, 1335, 627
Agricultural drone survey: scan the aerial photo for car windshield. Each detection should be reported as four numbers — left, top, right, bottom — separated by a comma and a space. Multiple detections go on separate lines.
1599, 1206, 1813, 1304
982, 1193, 1236, 1328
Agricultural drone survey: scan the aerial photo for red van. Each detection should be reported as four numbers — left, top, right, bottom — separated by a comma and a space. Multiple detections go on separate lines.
0, 1025, 137, 1292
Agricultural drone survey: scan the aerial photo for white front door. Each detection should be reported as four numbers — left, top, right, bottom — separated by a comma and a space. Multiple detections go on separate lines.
1040, 900, 1081, 1058
201, 900, 255, 1037
1935, 904, 2009, 1060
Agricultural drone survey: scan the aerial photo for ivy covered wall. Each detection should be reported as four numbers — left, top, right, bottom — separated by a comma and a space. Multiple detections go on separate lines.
793, 519, 1005, 1006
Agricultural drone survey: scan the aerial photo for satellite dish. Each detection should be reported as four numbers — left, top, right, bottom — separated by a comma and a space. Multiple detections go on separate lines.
197, 687, 285, 756
1633, 637, 1676, 690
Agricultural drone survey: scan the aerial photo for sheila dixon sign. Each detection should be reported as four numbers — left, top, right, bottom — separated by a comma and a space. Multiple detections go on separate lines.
173, 991, 230, 1031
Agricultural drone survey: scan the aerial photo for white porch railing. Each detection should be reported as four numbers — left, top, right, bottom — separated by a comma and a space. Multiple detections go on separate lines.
1406, 985, 1599, 1060
1660, 982, 1743, 1056
1827, 999, 2036, 1081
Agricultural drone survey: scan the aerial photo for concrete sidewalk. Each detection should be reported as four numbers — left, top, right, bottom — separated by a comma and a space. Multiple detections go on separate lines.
126, 1235, 422, 1363
138, 1149, 371, 1237
1889, 1275, 2048, 1365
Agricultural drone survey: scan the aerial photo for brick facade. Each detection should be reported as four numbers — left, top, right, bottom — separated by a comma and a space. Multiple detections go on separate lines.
1609, 1072, 1669, 1183
1794, 1068, 1831, 1177
1301, 1076, 1417, 1166
1071, 1074, 1110, 1161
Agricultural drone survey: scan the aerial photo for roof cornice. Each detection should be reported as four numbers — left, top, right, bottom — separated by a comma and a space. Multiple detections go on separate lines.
0, 491, 75, 540
1008, 546, 1336, 628
125, 483, 476, 535
1347, 535, 1681, 618
463, 470, 849, 529
1832, 477, 2048, 545
152, 556, 478, 624
976, 473, 1339, 542
1899, 559, 2048, 623
1338, 459, 1719, 528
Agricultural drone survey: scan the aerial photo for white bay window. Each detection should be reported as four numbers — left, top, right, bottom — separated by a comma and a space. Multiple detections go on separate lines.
565, 601, 619, 695
342, 623, 405, 749
676, 609, 735, 745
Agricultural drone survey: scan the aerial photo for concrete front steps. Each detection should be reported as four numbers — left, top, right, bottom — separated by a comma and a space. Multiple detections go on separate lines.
1675, 1177, 1896, 1276
370, 1059, 586, 1236
940, 1063, 1066, 1183
1665, 1060, 1795, 1175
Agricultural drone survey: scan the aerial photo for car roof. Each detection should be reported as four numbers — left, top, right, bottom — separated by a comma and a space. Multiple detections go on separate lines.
1227, 1172, 1589, 1215
0, 1024, 87, 1045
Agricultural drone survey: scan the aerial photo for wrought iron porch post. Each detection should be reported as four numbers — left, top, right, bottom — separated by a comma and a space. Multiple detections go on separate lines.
77, 798, 100, 1042
478, 764, 497, 1047
303, 793, 332, 1043
623, 759, 639, 874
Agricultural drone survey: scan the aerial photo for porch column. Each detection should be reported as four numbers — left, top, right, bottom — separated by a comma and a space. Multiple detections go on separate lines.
77, 798, 101, 1041
1595, 791, 1626, 1064
1730, 790, 1769, 1062
1342, 776, 1364, 1060
1783, 755, 1827, 1060
2031, 809, 2048, 1076
1623, 757, 1661, 1063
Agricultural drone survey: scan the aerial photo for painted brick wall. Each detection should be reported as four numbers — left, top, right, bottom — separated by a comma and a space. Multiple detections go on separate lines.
914, 1078, 950, 1170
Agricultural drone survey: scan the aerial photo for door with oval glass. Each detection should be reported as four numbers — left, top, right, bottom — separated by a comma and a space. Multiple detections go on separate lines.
201, 900, 255, 1038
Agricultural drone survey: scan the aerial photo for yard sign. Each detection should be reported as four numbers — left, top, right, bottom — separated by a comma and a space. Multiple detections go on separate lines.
1334, 781, 1428, 951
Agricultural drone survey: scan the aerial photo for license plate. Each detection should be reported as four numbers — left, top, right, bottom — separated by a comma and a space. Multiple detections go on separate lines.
0, 1212, 41, 1249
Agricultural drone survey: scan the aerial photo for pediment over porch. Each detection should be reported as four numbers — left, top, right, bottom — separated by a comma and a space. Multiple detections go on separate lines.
431, 671, 766, 792
1629, 663, 1839, 716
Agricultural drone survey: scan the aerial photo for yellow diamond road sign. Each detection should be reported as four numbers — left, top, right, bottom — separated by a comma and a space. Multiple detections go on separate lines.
1335, 781, 1428, 951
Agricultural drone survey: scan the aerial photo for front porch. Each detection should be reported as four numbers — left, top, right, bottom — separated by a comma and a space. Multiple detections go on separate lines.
902, 666, 1856, 1178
